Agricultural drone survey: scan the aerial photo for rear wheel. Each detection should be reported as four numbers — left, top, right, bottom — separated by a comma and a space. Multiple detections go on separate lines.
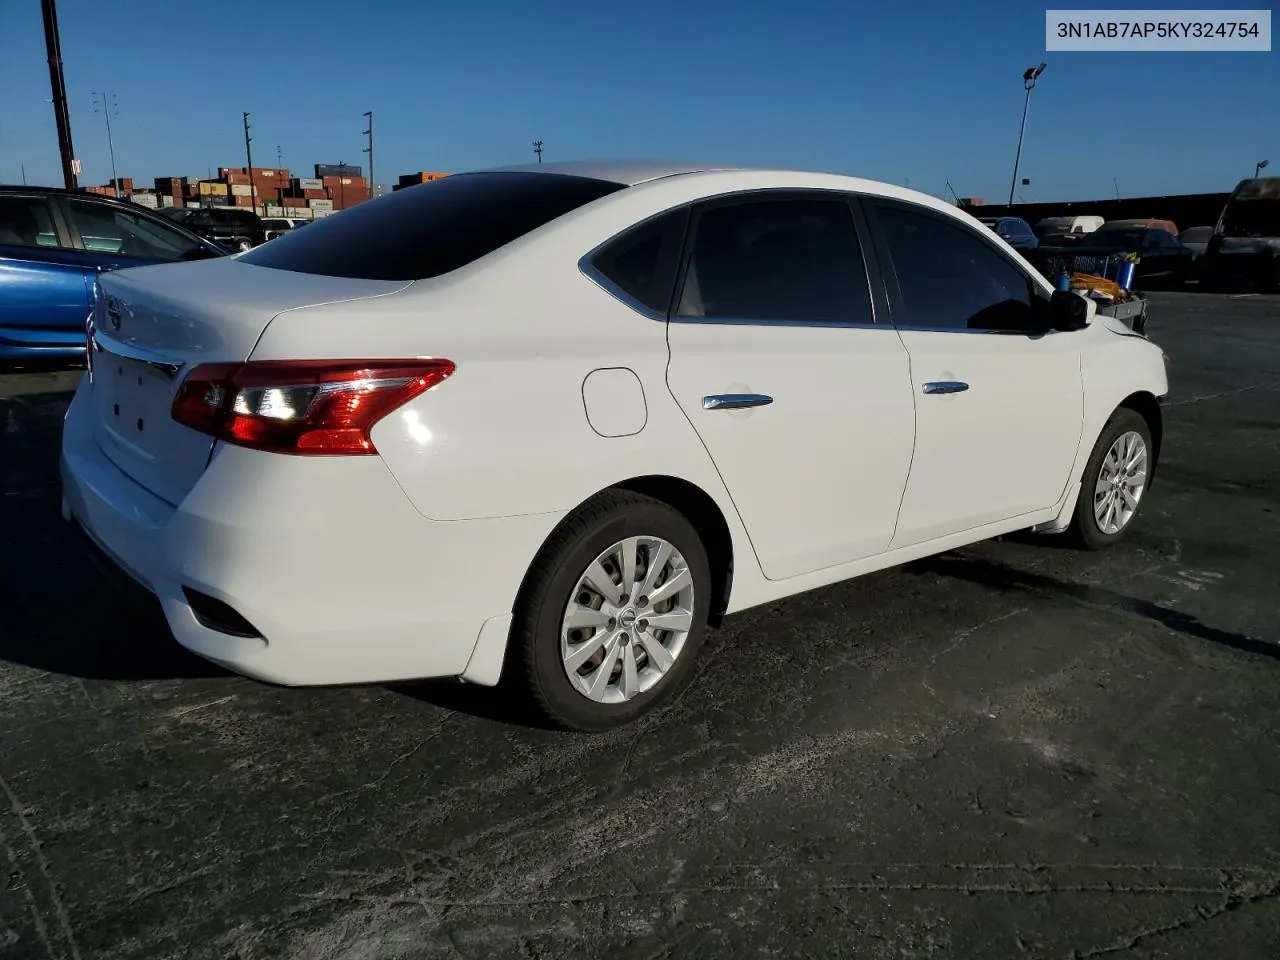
233, 237, 253, 252
1069, 408, 1153, 550
513, 490, 711, 731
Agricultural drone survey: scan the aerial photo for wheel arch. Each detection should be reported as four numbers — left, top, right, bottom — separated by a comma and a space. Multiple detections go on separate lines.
512, 475, 736, 630
1117, 390, 1163, 486
611, 476, 734, 627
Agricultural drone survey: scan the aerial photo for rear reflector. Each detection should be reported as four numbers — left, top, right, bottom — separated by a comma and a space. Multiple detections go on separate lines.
170, 359, 454, 455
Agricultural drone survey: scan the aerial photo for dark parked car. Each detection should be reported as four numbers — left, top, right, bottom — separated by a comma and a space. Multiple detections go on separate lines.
1201, 177, 1280, 292
157, 206, 266, 252
0, 186, 227, 360
1046, 225, 1194, 287
977, 216, 1039, 251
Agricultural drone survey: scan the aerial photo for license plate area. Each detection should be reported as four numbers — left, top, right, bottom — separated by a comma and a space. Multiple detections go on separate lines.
92, 353, 177, 456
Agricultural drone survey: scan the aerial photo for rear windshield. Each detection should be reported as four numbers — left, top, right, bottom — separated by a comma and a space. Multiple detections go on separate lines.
239, 171, 626, 280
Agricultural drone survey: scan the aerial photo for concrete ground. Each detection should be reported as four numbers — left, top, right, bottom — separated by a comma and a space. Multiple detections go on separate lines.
1, 291, 1278, 959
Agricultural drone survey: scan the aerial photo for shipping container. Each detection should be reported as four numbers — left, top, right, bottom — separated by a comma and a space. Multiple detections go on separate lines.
312, 208, 335, 218
308, 199, 334, 211
198, 181, 229, 196
207, 195, 230, 206
130, 193, 159, 209
315, 163, 362, 179
283, 207, 311, 218
159, 195, 178, 208
398, 171, 450, 185
231, 196, 254, 207
293, 177, 323, 190
230, 184, 253, 197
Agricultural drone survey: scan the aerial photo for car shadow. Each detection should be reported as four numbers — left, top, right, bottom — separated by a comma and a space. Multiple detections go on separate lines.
390, 680, 561, 729
902, 552, 1278, 661
1, 389, 225, 682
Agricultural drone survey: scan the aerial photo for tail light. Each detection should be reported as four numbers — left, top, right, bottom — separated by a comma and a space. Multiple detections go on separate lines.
171, 359, 455, 455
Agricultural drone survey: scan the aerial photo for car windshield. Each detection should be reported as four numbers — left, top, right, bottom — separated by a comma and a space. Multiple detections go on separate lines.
1084, 228, 1145, 248
1219, 199, 1280, 238
239, 171, 626, 280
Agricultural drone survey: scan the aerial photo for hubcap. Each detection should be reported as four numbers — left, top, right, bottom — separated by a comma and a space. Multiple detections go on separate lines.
1093, 430, 1148, 535
560, 536, 695, 704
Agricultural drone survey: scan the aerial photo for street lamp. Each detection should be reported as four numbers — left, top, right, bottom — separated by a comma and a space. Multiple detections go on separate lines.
1257, 159, 1271, 178
1008, 62, 1046, 206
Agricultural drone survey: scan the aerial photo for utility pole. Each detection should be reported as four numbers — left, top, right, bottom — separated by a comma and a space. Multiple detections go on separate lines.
41, 0, 78, 189
93, 92, 120, 197
533, 140, 543, 163
338, 160, 347, 208
362, 111, 374, 199
1008, 63, 1045, 206
21, 164, 27, 185
243, 112, 256, 214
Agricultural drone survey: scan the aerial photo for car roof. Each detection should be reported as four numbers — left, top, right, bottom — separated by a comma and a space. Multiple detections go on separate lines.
458, 161, 983, 225
472, 159, 759, 186
0, 184, 136, 205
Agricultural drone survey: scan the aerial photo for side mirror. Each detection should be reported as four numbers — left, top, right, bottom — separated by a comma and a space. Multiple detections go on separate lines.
1049, 289, 1089, 331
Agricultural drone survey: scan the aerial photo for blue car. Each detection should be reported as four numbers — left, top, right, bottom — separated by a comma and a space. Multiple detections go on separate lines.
0, 186, 227, 361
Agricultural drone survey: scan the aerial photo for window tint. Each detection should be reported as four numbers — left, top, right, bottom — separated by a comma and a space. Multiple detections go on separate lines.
874, 202, 1036, 332
66, 199, 205, 262
588, 207, 688, 314
241, 172, 626, 280
676, 197, 872, 324
1155, 230, 1180, 251
0, 196, 60, 249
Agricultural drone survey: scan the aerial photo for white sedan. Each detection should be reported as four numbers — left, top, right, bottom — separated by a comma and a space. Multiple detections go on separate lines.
61, 161, 1169, 731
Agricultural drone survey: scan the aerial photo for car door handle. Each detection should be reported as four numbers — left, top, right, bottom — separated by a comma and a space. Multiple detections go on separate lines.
702, 393, 773, 410
922, 381, 969, 395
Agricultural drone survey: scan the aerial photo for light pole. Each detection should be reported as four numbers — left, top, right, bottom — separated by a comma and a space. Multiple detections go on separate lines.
1008, 63, 1045, 206
363, 112, 374, 199
1257, 159, 1271, 178
533, 140, 543, 163
41, 0, 77, 189
93, 92, 120, 196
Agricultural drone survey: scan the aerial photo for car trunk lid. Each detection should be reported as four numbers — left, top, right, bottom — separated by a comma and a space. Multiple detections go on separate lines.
89, 259, 411, 506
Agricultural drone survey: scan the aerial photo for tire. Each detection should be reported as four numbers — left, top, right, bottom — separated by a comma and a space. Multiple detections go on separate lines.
512, 490, 712, 732
1068, 408, 1154, 550
233, 237, 253, 253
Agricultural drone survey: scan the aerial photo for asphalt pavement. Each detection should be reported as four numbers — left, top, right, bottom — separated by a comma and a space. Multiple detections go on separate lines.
1, 291, 1278, 959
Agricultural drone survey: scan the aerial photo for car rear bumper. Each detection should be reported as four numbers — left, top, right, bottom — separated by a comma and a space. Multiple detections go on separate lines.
60, 378, 559, 686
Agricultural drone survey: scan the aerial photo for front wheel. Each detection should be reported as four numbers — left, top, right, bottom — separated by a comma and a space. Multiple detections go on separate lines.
512, 490, 711, 731
1069, 408, 1154, 550
233, 237, 253, 253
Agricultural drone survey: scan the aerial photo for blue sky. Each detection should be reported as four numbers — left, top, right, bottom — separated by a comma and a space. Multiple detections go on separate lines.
1, 0, 1275, 201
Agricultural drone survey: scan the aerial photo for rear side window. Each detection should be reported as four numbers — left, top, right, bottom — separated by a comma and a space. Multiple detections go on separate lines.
587, 207, 688, 314
240, 172, 626, 280
675, 197, 873, 324
0, 196, 60, 249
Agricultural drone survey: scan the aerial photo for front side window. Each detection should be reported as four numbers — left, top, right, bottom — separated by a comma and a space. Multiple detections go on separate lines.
873, 202, 1036, 332
587, 207, 688, 314
66, 199, 205, 261
240, 171, 626, 280
0, 196, 60, 249
675, 197, 872, 324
